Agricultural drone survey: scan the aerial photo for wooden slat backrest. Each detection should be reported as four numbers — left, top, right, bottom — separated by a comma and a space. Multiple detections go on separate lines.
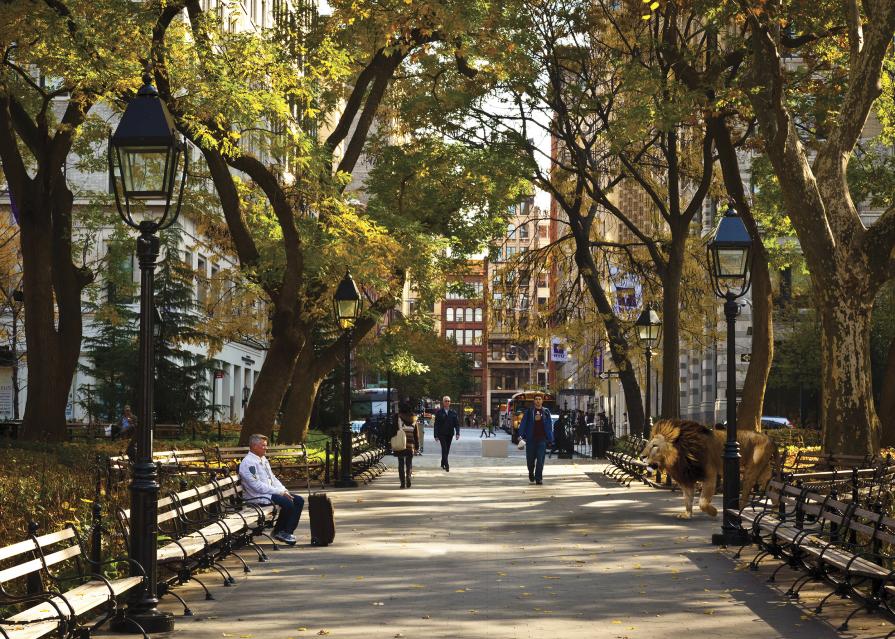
0, 528, 81, 585
172, 481, 221, 517
33, 528, 76, 549
40, 545, 82, 570
0, 538, 38, 568
173, 449, 206, 462
119, 499, 179, 532
0, 557, 43, 584
172, 481, 216, 503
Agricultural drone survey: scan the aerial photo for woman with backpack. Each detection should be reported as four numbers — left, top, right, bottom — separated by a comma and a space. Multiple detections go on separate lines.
390, 403, 420, 489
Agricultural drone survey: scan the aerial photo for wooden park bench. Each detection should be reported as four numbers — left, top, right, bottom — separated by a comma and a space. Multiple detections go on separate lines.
65, 423, 112, 441
349, 434, 387, 483
154, 423, 182, 439
115, 475, 274, 617
0, 525, 146, 639
730, 474, 895, 631
604, 436, 650, 486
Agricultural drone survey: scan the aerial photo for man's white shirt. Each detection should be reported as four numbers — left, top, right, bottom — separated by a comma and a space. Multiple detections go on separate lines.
238, 451, 287, 503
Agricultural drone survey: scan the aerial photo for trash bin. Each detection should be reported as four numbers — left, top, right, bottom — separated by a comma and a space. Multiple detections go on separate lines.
591, 430, 611, 459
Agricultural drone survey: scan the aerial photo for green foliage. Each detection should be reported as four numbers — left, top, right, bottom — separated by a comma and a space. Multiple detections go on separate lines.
79, 240, 139, 423
766, 307, 822, 396
153, 226, 214, 425
871, 282, 895, 401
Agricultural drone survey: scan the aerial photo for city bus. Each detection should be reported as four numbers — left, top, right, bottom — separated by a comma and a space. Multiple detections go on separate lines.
350, 387, 398, 421
503, 391, 557, 439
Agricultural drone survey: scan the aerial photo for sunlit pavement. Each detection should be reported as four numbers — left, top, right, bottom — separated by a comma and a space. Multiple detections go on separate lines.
101, 427, 881, 638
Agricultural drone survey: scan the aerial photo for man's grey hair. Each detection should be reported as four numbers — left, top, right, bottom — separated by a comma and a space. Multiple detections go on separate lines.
249, 434, 268, 447
442, 395, 451, 402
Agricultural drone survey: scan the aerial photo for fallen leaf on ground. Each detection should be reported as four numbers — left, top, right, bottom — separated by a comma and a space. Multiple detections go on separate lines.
317, 632, 330, 636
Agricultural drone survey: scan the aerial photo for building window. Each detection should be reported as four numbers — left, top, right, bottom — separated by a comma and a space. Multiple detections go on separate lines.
465, 329, 473, 345
446, 307, 454, 322
507, 223, 516, 239
473, 352, 483, 368
539, 224, 548, 239
446, 329, 455, 343
465, 308, 474, 322
475, 308, 483, 322
474, 329, 483, 345
518, 223, 529, 239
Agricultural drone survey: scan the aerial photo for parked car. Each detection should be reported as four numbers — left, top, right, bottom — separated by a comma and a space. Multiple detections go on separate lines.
718, 417, 795, 430
760, 416, 794, 430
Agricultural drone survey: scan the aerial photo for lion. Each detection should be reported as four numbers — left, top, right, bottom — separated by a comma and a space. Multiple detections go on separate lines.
640, 419, 776, 519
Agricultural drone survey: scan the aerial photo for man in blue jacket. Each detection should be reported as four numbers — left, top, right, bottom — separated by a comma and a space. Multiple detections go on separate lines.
517, 393, 554, 485
433, 395, 461, 471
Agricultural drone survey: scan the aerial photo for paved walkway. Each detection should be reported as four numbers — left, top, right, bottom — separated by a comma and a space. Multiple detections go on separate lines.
106, 429, 892, 638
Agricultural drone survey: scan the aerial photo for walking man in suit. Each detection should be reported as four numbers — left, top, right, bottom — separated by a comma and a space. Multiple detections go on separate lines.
518, 393, 554, 485
434, 395, 461, 471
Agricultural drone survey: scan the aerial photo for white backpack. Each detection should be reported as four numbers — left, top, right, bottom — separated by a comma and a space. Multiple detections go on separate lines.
390, 419, 407, 452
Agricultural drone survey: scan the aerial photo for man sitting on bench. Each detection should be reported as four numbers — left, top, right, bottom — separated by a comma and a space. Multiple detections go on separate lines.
239, 434, 305, 546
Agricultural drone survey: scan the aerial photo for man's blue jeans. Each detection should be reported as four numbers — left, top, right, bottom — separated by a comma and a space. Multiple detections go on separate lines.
270, 493, 305, 534
526, 440, 547, 482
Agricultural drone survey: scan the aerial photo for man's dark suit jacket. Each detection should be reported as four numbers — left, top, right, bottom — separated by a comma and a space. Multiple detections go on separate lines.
434, 408, 461, 439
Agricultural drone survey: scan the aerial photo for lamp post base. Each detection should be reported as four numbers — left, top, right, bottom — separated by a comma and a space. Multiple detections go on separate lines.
334, 478, 358, 488
711, 529, 751, 547
111, 607, 175, 634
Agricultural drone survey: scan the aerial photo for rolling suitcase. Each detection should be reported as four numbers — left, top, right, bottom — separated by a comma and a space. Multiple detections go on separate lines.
305, 445, 336, 546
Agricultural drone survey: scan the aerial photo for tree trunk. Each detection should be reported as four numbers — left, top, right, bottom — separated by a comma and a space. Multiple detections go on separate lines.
19, 181, 85, 441
237, 315, 305, 445
709, 115, 774, 433
572, 241, 646, 436
878, 335, 895, 447
659, 238, 685, 420
278, 360, 324, 444
819, 288, 879, 455
737, 247, 773, 432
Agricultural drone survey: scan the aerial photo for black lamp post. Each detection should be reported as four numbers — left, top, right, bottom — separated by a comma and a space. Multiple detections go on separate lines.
707, 204, 753, 547
108, 73, 187, 633
634, 305, 662, 436
333, 269, 362, 488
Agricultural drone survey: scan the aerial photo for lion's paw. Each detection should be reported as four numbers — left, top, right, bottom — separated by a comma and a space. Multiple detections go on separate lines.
675, 512, 693, 520
701, 504, 718, 517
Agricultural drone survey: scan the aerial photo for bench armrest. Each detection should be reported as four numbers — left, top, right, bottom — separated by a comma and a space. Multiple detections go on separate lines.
0, 591, 70, 625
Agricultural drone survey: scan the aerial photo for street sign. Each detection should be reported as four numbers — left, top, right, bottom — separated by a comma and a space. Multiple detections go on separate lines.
598, 371, 619, 380
214, 369, 225, 379
740, 353, 751, 363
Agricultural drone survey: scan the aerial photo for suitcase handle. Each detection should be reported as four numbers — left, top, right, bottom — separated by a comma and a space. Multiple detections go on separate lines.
302, 443, 312, 497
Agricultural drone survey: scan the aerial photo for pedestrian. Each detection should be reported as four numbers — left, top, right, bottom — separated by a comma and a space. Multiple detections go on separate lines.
389, 402, 419, 488
479, 416, 490, 438
517, 393, 554, 485
433, 395, 461, 472
238, 434, 305, 545
116, 404, 135, 440
414, 407, 425, 456
597, 410, 611, 434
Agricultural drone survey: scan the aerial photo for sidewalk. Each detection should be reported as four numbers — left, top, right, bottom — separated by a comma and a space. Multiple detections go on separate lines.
103, 428, 888, 638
